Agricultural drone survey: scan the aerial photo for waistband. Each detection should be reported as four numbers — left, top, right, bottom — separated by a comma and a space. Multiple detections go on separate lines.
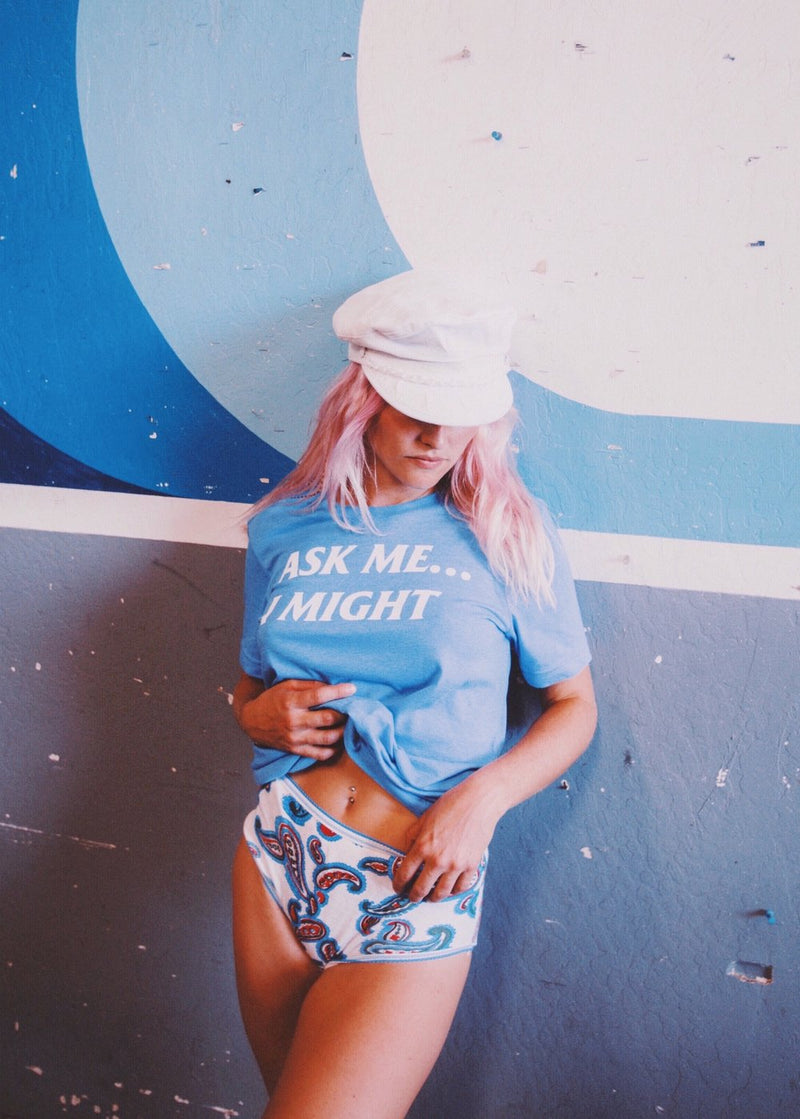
263, 776, 406, 857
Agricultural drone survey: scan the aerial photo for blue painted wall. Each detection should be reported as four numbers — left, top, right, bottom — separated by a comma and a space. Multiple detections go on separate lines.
2, 3, 798, 1117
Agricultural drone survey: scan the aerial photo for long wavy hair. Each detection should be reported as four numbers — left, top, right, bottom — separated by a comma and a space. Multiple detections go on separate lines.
251, 363, 555, 604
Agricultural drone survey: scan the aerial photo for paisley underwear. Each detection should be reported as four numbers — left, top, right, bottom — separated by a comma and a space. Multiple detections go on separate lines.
243, 776, 486, 967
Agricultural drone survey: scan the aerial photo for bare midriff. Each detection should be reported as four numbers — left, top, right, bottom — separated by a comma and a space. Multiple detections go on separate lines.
291, 749, 417, 852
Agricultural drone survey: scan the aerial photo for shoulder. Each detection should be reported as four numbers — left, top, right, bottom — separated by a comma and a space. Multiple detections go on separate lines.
247, 496, 327, 552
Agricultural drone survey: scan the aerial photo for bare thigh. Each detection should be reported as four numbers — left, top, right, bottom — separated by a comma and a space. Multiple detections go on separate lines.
264, 952, 472, 1119
231, 838, 319, 1093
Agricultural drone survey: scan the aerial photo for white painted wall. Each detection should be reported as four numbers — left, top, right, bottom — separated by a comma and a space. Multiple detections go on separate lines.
359, 0, 800, 422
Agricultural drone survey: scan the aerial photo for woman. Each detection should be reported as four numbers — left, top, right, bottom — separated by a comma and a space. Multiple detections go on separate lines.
231, 270, 597, 1118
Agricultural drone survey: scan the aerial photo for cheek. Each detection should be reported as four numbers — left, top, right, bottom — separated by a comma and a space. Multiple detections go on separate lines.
450, 429, 478, 458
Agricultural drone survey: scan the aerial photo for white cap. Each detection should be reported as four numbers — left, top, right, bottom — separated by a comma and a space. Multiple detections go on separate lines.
332, 270, 516, 425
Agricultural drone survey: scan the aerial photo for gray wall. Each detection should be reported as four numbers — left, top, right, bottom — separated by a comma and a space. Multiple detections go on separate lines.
3, 528, 797, 1118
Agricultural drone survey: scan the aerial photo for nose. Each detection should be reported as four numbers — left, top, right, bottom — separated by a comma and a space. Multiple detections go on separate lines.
419, 423, 444, 448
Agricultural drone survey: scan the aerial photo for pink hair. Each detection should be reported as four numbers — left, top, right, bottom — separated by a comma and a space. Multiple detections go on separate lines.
251, 363, 555, 603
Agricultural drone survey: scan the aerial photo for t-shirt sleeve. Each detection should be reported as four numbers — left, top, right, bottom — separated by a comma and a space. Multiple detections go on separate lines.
512, 506, 591, 688
239, 535, 269, 679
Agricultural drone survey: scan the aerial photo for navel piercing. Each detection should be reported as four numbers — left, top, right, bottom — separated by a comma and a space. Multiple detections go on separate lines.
348, 784, 356, 805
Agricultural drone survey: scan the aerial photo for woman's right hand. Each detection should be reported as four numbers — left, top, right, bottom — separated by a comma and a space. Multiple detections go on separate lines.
232, 672, 356, 760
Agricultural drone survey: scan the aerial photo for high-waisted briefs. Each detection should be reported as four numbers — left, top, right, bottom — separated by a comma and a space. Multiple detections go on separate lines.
243, 777, 486, 967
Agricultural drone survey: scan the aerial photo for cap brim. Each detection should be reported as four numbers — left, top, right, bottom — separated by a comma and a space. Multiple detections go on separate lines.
359, 357, 514, 427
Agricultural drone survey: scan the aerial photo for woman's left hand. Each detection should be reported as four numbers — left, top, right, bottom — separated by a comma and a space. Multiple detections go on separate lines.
390, 667, 597, 902
391, 775, 500, 902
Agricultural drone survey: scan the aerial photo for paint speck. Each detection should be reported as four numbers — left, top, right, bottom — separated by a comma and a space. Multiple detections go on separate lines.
580, 846, 593, 859
559, 780, 570, 791
153, 262, 171, 270
175, 1096, 191, 1106
231, 121, 245, 132
286, 232, 295, 240
765, 909, 777, 925
654, 655, 663, 664
574, 42, 589, 52
532, 259, 547, 274
723, 53, 736, 61
35, 662, 42, 671
716, 767, 729, 787
49, 753, 60, 762
491, 130, 503, 141
26, 1066, 43, 1076
607, 444, 623, 451
259, 477, 270, 484
137, 944, 147, 951
204, 1108, 240, 1118
252, 187, 265, 194
10, 164, 18, 179
149, 432, 158, 439
340, 51, 353, 60
747, 240, 766, 248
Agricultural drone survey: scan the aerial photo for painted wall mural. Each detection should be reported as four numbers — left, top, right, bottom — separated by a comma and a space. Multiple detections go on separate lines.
2, 0, 797, 588
3, 5, 799, 1117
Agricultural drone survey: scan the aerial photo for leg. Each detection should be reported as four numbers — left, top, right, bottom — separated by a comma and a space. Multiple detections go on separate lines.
231, 838, 319, 1093
264, 952, 472, 1119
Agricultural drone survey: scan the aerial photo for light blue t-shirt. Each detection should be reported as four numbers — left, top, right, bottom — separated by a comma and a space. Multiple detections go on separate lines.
239, 492, 590, 813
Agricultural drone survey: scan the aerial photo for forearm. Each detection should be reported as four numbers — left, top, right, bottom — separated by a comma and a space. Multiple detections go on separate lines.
393, 667, 596, 901
232, 672, 266, 737
469, 681, 597, 822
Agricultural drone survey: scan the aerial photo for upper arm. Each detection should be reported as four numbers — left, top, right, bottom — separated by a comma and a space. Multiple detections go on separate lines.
538, 665, 597, 716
